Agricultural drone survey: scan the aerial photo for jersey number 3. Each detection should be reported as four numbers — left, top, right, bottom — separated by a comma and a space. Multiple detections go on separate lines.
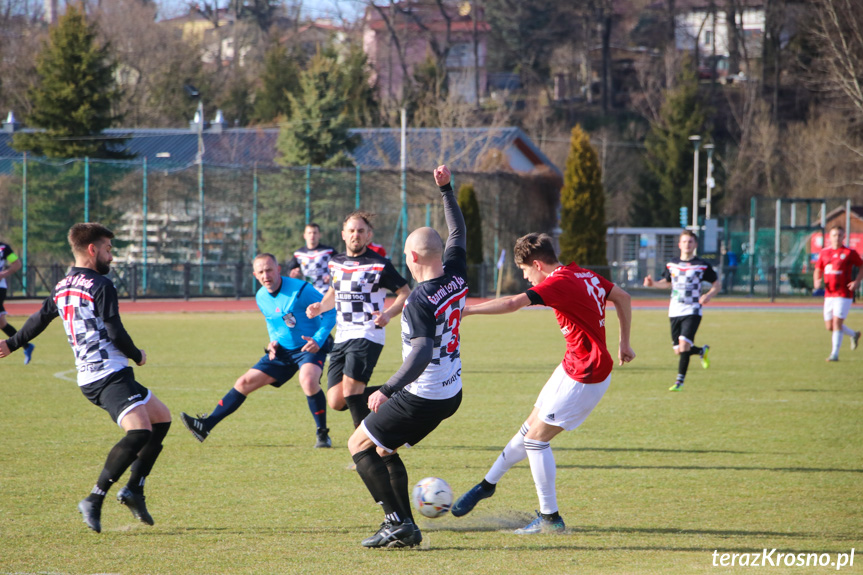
446, 309, 461, 354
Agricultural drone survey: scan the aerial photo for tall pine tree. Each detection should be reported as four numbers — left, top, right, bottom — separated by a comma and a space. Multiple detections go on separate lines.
250, 41, 300, 125
13, 3, 125, 158
559, 125, 608, 267
276, 51, 358, 167
457, 182, 483, 290
631, 63, 707, 226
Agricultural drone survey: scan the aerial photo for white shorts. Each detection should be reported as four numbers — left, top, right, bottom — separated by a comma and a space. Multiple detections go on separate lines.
533, 364, 610, 431
823, 297, 853, 321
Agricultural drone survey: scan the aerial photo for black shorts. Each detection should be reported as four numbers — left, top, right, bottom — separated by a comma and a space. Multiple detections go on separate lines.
327, 338, 384, 388
80, 367, 151, 425
362, 390, 462, 452
252, 336, 333, 388
0, 287, 6, 314
670, 314, 702, 346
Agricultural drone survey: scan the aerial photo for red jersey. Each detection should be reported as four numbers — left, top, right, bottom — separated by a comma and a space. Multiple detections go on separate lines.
815, 246, 863, 298
368, 242, 387, 257
527, 263, 615, 383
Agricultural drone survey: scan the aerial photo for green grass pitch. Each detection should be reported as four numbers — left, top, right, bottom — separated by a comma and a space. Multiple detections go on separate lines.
0, 308, 861, 574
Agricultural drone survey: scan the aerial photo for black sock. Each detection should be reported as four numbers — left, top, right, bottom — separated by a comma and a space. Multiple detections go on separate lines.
1, 324, 17, 338
541, 511, 561, 521
363, 385, 381, 400
688, 346, 702, 356
127, 422, 171, 493
91, 429, 152, 498
481, 479, 496, 492
352, 448, 405, 522
381, 453, 412, 522
306, 390, 327, 429
204, 388, 247, 430
344, 393, 369, 429
677, 353, 691, 383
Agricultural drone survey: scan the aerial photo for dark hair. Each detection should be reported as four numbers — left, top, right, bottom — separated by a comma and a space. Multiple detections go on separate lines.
253, 253, 278, 265
513, 233, 558, 266
305, 223, 321, 231
68, 223, 114, 254
680, 229, 698, 243
343, 211, 375, 230
830, 225, 845, 233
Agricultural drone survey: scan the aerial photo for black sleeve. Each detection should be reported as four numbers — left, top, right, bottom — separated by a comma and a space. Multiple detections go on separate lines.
5, 297, 57, 352
94, 281, 143, 363
380, 337, 434, 397
379, 258, 409, 293
526, 289, 545, 306
440, 183, 467, 253
285, 256, 300, 271
703, 263, 718, 283
660, 265, 672, 283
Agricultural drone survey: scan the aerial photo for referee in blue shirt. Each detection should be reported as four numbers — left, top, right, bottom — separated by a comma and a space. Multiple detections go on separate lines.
181, 253, 337, 447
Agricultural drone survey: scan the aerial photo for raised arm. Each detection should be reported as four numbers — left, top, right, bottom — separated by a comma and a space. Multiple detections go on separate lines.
607, 285, 635, 365
434, 165, 466, 253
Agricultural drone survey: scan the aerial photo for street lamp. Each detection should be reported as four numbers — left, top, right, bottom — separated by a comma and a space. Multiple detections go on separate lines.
704, 143, 715, 220
689, 135, 701, 229
185, 84, 205, 294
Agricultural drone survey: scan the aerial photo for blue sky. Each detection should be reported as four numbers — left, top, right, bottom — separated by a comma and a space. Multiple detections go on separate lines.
156, 0, 364, 21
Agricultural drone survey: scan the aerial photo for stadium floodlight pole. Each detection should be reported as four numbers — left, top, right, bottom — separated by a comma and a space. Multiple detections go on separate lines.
704, 143, 715, 220
689, 135, 701, 229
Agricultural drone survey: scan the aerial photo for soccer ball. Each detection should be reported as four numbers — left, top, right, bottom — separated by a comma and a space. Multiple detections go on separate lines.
411, 477, 453, 519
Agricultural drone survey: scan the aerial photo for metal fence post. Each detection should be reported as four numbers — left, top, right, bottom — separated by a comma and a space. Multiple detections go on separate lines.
84, 157, 90, 223
130, 263, 138, 302
234, 261, 243, 300
183, 262, 191, 301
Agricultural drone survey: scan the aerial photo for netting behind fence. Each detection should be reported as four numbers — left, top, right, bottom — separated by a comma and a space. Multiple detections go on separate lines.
0, 157, 561, 297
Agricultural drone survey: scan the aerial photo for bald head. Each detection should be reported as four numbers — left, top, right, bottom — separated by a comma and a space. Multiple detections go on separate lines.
406, 227, 444, 262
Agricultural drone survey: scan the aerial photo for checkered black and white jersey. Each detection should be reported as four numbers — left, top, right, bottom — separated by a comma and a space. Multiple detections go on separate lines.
399, 246, 468, 400
329, 251, 408, 345
286, 244, 335, 294
50, 269, 132, 386
661, 257, 718, 317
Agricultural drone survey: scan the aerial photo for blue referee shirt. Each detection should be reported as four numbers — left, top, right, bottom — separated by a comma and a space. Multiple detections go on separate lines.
256, 276, 335, 350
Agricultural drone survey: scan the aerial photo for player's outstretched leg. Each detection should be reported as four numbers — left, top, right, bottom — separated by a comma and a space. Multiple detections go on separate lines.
180, 412, 210, 442
451, 481, 496, 517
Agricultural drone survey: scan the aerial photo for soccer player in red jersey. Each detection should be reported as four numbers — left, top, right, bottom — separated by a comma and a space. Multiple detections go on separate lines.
450, 232, 635, 534
813, 225, 863, 361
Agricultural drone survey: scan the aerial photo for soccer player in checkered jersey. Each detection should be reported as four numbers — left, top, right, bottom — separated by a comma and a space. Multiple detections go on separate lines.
0, 223, 172, 533
450, 232, 635, 535
286, 222, 335, 295
179, 253, 337, 448
306, 212, 410, 430
643, 229, 720, 391
0, 239, 35, 364
813, 225, 863, 361
347, 164, 468, 548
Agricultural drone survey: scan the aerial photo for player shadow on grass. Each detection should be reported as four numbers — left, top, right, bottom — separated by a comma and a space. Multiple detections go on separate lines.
446, 445, 754, 455
555, 463, 863, 473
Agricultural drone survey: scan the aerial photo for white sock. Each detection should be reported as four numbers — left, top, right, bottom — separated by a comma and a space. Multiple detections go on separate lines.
832, 330, 843, 357
841, 324, 856, 337
524, 438, 557, 515
485, 423, 529, 484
